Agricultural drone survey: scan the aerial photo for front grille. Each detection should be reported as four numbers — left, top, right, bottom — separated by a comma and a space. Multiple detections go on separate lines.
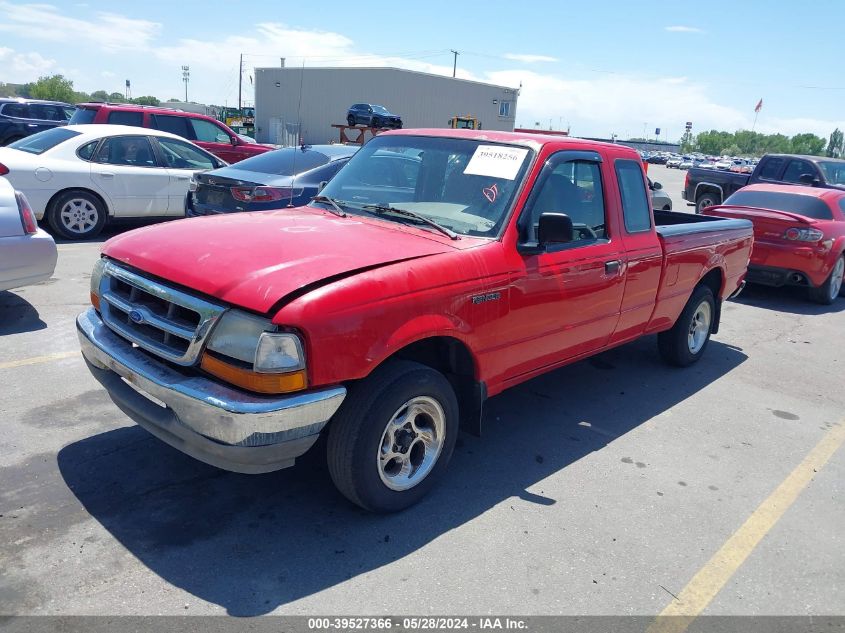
98, 262, 225, 365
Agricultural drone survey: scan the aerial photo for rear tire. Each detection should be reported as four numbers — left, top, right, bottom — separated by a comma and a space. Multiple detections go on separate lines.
327, 360, 459, 513
47, 190, 107, 240
808, 255, 844, 305
695, 192, 720, 214
658, 285, 716, 367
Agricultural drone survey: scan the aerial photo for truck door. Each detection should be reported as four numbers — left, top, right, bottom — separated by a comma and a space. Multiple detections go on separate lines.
609, 158, 663, 344
502, 151, 626, 379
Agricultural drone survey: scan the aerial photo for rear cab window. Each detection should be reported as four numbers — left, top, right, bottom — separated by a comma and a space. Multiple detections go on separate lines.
151, 114, 192, 139
1, 103, 30, 118
69, 108, 97, 124
7, 128, 81, 154
616, 159, 652, 232
190, 119, 232, 143
107, 111, 145, 127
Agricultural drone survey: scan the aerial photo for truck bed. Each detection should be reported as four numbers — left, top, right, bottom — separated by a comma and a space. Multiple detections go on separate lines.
654, 209, 753, 237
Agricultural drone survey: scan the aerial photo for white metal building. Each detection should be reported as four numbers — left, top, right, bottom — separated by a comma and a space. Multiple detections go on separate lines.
253, 67, 519, 146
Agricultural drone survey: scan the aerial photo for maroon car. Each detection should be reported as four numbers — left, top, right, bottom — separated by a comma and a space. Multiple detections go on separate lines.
69, 103, 274, 163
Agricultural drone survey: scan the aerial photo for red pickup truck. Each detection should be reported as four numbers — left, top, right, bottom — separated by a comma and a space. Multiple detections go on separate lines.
77, 130, 753, 512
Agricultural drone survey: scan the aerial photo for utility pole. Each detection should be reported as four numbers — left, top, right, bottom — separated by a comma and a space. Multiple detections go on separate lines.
451, 50, 459, 78
238, 53, 243, 112
181, 65, 190, 102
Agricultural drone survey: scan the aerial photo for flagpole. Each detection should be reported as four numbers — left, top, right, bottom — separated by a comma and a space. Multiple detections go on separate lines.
752, 110, 759, 133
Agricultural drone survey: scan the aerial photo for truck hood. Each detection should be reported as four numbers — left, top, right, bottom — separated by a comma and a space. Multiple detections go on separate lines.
101, 209, 455, 313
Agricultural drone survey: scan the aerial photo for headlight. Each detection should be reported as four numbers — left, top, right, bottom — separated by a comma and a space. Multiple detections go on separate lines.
206, 310, 272, 363
203, 310, 307, 394
90, 257, 107, 310
254, 332, 305, 373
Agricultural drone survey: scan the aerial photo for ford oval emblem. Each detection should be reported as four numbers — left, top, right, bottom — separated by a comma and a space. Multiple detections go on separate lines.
128, 310, 144, 324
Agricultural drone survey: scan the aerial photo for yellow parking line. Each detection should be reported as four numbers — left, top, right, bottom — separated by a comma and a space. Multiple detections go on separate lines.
647, 421, 845, 633
0, 351, 79, 370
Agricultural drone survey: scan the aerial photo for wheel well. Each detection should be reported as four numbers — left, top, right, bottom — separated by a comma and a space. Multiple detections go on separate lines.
46, 188, 110, 217
390, 336, 485, 436
699, 267, 724, 334
696, 185, 721, 202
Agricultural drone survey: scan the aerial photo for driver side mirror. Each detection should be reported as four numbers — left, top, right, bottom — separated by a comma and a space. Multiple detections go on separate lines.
538, 212, 574, 246
798, 173, 820, 185
652, 181, 663, 190
317, 180, 328, 193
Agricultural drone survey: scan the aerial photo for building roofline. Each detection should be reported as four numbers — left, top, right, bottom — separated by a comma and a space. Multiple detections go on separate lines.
255, 66, 519, 93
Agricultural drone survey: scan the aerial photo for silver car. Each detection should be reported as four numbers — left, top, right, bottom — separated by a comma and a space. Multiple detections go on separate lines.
649, 179, 672, 210
0, 177, 57, 292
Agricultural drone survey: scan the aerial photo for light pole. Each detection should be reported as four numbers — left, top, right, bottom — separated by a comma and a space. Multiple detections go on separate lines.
450, 50, 459, 78
182, 65, 190, 102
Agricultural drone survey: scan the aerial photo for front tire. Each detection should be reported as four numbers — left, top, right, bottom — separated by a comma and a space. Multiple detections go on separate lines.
695, 192, 720, 214
327, 360, 459, 513
658, 285, 716, 367
371, 116, 381, 129
47, 190, 107, 240
346, 115, 356, 127
808, 255, 844, 305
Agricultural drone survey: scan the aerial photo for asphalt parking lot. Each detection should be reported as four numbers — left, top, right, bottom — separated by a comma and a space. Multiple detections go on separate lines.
1, 204, 843, 619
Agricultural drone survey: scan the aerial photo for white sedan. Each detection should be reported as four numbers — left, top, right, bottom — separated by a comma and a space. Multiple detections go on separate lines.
0, 177, 57, 292
0, 124, 225, 240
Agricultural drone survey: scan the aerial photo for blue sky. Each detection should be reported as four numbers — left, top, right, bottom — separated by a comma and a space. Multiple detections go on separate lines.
1, 0, 842, 140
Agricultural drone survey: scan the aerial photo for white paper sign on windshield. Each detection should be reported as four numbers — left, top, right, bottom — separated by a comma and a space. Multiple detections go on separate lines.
463, 145, 529, 180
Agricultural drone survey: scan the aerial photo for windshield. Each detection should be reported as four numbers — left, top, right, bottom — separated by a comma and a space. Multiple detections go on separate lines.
8, 127, 81, 154
316, 135, 533, 238
724, 190, 834, 220
372, 105, 390, 114
818, 161, 845, 185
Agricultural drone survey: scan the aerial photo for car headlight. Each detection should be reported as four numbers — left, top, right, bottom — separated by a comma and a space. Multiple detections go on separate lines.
203, 310, 307, 394
90, 257, 107, 311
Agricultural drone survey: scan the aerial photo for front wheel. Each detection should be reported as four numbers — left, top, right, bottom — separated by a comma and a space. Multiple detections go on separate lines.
371, 117, 381, 129
658, 285, 716, 367
695, 192, 720, 214
326, 360, 459, 512
346, 115, 356, 127
47, 190, 107, 240
808, 255, 844, 305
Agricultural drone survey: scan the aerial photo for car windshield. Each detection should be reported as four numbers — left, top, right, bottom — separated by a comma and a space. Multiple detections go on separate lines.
818, 161, 845, 185
371, 105, 390, 114
724, 190, 834, 220
230, 148, 331, 176
7, 127, 81, 154
315, 135, 533, 238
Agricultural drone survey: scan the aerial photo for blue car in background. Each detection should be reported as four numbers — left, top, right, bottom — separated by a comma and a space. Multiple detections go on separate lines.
187, 144, 358, 216
346, 104, 403, 129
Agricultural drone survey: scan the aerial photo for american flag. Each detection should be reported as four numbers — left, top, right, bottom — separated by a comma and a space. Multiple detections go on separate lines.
754, 99, 763, 113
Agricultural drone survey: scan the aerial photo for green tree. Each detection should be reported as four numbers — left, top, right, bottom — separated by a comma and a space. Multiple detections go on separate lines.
89, 90, 110, 102
130, 95, 160, 106
28, 74, 76, 103
826, 128, 843, 158
790, 133, 826, 156
108, 92, 126, 103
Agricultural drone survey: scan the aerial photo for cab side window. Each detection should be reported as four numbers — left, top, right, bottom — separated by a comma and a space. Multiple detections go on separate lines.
616, 159, 652, 232
191, 119, 231, 143
526, 159, 606, 243
782, 159, 815, 183
757, 158, 783, 180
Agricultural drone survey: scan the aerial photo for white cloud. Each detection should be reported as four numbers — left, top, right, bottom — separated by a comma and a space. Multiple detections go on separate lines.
0, 2, 160, 51
503, 53, 558, 63
665, 26, 704, 33
484, 70, 841, 139
101, 71, 115, 78
0, 47, 57, 83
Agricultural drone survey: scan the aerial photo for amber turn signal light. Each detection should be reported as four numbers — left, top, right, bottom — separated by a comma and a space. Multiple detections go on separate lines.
90, 291, 101, 311
200, 353, 307, 394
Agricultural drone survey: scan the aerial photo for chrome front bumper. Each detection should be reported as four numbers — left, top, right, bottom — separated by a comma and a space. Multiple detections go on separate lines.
77, 308, 346, 474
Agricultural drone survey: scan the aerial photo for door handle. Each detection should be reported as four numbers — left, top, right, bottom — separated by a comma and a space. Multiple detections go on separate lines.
98, 172, 115, 178
604, 260, 621, 275
172, 175, 191, 180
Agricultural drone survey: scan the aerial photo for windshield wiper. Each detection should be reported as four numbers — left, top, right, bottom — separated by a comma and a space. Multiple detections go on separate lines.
311, 195, 347, 217
361, 204, 460, 240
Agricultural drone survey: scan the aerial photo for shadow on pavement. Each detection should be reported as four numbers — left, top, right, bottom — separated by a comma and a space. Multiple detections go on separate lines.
0, 290, 47, 335
45, 217, 179, 246
57, 336, 746, 616
732, 283, 845, 315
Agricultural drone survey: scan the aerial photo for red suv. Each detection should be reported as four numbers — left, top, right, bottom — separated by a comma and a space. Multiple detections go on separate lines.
69, 103, 274, 163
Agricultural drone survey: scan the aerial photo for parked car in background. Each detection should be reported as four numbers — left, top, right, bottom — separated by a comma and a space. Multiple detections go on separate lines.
69, 103, 275, 163
0, 125, 225, 239
77, 129, 752, 512
713, 158, 733, 170
683, 153, 845, 213
649, 178, 672, 210
346, 103, 403, 129
647, 154, 668, 165
666, 156, 683, 169
706, 184, 845, 304
0, 178, 57, 291
679, 157, 694, 169
0, 99, 74, 146
188, 144, 358, 216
